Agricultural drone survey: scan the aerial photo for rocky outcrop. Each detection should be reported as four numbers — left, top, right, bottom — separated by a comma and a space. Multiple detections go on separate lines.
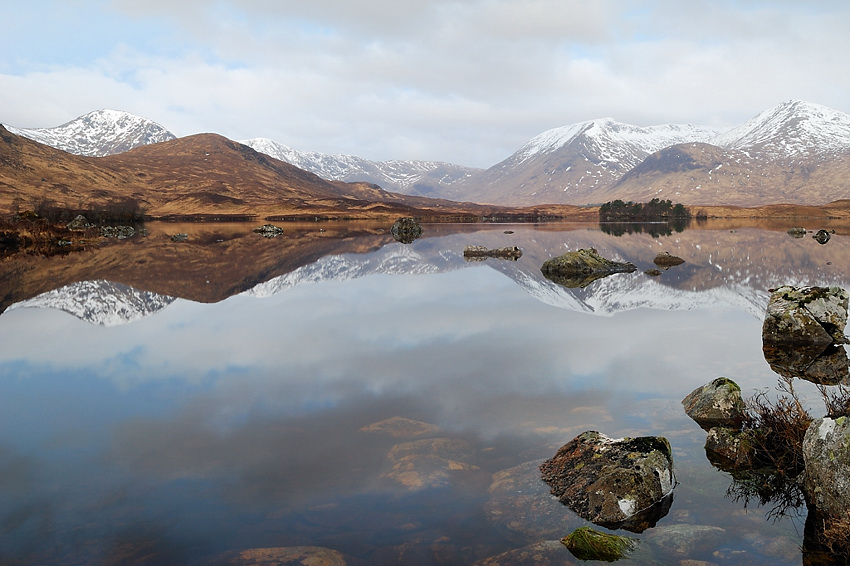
762, 286, 848, 350
540, 248, 636, 288
253, 223, 284, 238
803, 416, 850, 516
682, 377, 747, 430
390, 217, 423, 244
653, 252, 685, 267
539, 431, 675, 532
463, 245, 522, 261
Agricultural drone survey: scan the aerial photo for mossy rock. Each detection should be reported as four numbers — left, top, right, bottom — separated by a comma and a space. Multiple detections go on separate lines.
562, 527, 636, 561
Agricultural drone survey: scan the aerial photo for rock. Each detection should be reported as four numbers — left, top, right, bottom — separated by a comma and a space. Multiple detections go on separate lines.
390, 217, 423, 244
484, 460, 581, 544
644, 268, 662, 277
539, 431, 675, 532
704, 427, 758, 469
763, 341, 850, 385
762, 286, 849, 351
382, 437, 481, 490
645, 524, 726, 556
171, 233, 189, 242
813, 229, 831, 244
682, 377, 747, 430
360, 416, 441, 438
787, 226, 807, 238
66, 214, 92, 230
100, 225, 135, 239
653, 252, 685, 267
253, 223, 284, 238
207, 546, 347, 565
540, 248, 636, 289
463, 245, 522, 261
561, 527, 636, 562
473, 540, 576, 566
803, 416, 850, 516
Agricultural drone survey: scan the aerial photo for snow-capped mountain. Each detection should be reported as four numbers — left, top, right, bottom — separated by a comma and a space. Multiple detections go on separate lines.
240, 137, 481, 199
6, 280, 176, 326
3, 109, 175, 157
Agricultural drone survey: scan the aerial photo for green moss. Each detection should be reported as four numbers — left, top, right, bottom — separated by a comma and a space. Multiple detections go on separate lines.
562, 526, 636, 562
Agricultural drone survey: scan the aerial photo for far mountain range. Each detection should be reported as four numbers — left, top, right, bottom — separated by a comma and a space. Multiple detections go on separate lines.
5, 100, 850, 207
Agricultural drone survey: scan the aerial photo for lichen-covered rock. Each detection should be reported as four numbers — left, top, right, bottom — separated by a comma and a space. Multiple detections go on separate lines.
682, 377, 747, 430
540, 248, 636, 288
803, 416, 850, 516
253, 223, 284, 238
704, 427, 757, 469
762, 286, 849, 350
66, 214, 92, 230
653, 252, 685, 267
763, 341, 850, 385
539, 431, 675, 531
390, 217, 423, 243
463, 245, 522, 261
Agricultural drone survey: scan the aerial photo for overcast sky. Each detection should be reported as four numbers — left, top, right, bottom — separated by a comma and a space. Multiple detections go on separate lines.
2, 1, 849, 168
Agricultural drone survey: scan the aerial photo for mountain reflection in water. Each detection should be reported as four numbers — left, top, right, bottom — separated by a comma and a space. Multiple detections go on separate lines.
0, 221, 847, 564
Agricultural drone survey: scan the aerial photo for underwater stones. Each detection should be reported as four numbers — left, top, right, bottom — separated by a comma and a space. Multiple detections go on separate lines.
653, 252, 685, 267
540, 248, 636, 289
390, 217, 423, 244
463, 245, 522, 261
802, 416, 850, 516
813, 229, 831, 244
644, 524, 726, 557
472, 540, 574, 566
382, 437, 481, 490
762, 286, 849, 351
682, 377, 747, 430
539, 431, 675, 532
253, 223, 284, 238
208, 546, 347, 565
360, 416, 441, 438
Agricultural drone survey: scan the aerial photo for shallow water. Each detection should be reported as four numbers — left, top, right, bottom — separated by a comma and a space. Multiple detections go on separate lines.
0, 221, 847, 564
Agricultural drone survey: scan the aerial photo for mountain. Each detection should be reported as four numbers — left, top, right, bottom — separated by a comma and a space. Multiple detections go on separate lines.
240, 138, 481, 199
0, 126, 505, 219
3, 109, 176, 156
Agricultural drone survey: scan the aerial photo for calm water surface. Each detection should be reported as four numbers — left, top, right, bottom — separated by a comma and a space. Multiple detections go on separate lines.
0, 222, 848, 564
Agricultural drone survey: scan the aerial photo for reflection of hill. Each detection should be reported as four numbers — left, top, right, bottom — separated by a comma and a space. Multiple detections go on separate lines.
4, 221, 850, 325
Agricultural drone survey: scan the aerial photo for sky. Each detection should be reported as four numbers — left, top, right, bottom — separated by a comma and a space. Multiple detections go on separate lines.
2, 0, 849, 168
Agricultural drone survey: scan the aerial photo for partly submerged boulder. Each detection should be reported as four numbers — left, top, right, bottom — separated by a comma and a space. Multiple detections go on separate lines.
652, 252, 685, 267
787, 226, 807, 238
253, 223, 284, 238
463, 245, 522, 261
66, 214, 93, 231
813, 229, 831, 244
803, 416, 850, 517
682, 377, 747, 430
704, 426, 758, 469
391, 217, 423, 244
539, 431, 675, 532
540, 248, 636, 289
762, 286, 849, 351
763, 341, 850, 385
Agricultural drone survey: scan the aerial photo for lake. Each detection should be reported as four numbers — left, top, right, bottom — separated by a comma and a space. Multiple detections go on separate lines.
0, 220, 847, 565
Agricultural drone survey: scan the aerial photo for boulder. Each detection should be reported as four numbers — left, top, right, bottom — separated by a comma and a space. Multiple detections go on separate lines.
787, 226, 806, 238
463, 245, 522, 261
253, 223, 284, 238
540, 248, 636, 289
653, 252, 685, 267
390, 217, 423, 244
682, 377, 747, 430
762, 286, 849, 351
763, 341, 850, 385
562, 527, 636, 562
813, 229, 831, 244
100, 225, 135, 239
802, 416, 850, 516
539, 431, 675, 532
704, 426, 757, 469
66, 214, 92, 230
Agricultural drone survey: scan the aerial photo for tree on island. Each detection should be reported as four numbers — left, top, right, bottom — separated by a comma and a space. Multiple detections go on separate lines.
599, 198, 690, 222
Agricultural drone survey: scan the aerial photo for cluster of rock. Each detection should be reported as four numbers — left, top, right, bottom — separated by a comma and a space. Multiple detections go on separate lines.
253, 224, 284, 238
99, 225, 135, 239
786, 226, 834, 244
390, 217, 423, 244
463, 245, 522, 261
66, 214, 94, 230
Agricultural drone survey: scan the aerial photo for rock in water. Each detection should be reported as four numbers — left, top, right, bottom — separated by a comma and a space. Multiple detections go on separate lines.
803, 417, 850, 517
762, 286, 849, 350
682, 377, 746, 430
540, 248, 636, 288
653, 252, 685, 267
787, 226, 806, 238
253, 224, 284, 238
463, 245, 522, 261
562, 527, 636, 561
813, 229, 831, 244
539, 431, 675, 532
390, 217, 423, 244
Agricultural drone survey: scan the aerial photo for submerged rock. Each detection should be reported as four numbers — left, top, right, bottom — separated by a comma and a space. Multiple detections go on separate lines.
253, 223, 284, 238
652, 252, 685, 267
208, 546, 347, 565
539, 431, 675, 532
391, 217, 423, 244
562, 527, 636, 562
382, 437, 482, 490
813, 229, 831, 244
762, 286, 849, 351
540, 248, 636, 289
803, 416, 850, 516
463, 245, 522, 261
682, 377, 746, 430
787, 226, 807, 238
472, 540, 573, 566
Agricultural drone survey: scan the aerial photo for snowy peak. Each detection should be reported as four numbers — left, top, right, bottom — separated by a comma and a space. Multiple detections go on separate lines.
711, 100, 850, 158
4, 109, 176, 156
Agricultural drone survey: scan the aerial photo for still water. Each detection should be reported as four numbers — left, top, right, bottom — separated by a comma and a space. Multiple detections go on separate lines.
0, 221, 848, 564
